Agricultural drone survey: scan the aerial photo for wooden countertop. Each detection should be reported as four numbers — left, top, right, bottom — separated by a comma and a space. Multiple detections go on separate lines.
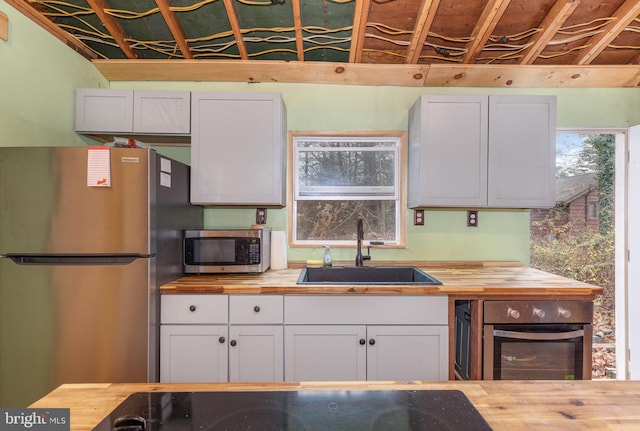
161, 262, 603, 297
31, 381, 640, 430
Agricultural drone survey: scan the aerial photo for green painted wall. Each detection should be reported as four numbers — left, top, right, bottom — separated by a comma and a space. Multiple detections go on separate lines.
0, 1, 106, 148
4, 0, 640, 264
117, 82, 640, 264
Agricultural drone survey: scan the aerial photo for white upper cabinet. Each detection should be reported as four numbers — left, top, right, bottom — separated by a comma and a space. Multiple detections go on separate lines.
76, 89, 134, 133
408, 94, 556, 208
75, 88, 191, 135
133, 90, 191, 134
190, 92, 287, 206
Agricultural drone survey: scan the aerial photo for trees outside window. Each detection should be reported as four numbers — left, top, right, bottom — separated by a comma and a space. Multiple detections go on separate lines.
291, 132, 405, 246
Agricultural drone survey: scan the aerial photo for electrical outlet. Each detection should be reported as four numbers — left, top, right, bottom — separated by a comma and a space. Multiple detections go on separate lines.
256, 208, 267, 225
414, 209, 425, 226
467, 210, 478, 227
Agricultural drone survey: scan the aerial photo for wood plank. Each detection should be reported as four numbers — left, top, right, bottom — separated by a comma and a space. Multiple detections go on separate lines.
575, 0, 640, 65
291, 0, 305, 61
425, 63, 640, 87
159, 263, 603, 297
0, 10, 7, 41
519, 0, 581, 65
31, 381, 640, 431
462, 0, 512, 64
86, 0, 138, 59
92, 59, 430, 86
405, 0, 441, 64
349, 0, 372, 63
222, 0, 248, 60
91, 59, 640, 87
155, 0, 193, 59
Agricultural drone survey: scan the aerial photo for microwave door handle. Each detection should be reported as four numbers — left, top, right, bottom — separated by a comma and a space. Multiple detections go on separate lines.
493, 329, 585, 341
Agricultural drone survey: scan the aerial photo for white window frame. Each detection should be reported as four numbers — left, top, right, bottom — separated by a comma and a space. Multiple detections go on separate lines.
289, 131, 406, 247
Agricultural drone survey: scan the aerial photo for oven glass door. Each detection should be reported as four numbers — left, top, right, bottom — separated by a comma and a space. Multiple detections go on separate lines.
484, 324, 591, 380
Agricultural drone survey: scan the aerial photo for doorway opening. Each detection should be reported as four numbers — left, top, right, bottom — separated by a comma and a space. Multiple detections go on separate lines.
530, 131, 619, 379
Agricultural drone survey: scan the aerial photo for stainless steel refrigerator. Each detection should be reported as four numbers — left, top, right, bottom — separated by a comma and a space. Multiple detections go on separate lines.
0, 146, 202, 407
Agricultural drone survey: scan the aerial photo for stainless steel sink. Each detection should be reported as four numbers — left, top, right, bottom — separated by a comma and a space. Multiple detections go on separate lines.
296, 266, 442, 285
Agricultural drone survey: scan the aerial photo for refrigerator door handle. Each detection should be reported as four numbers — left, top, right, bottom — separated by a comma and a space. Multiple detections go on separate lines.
5, 254, 154, 265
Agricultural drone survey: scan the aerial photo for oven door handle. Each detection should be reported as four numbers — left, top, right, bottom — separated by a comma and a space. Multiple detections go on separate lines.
493, 328, 584, 341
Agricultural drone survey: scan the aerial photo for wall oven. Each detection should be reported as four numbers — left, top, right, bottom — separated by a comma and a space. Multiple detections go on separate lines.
483, 300, 593, 380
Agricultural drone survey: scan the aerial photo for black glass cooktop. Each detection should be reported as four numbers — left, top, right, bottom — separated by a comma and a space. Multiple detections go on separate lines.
93, 390, 493, 431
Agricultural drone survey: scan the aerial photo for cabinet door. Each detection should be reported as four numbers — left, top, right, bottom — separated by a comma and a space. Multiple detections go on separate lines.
488, 95, 556, 208
133, 90, 191, 134
229, 325, 283, 382
284, 325, 366, 382
75, 88, 133, 133
191, 92, 286, 205
367, 325, 448, 381
160, 325, 228, 383
408, 95, 488, 207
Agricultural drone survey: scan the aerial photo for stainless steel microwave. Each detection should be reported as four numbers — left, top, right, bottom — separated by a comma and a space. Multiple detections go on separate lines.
183, 228, 271, 274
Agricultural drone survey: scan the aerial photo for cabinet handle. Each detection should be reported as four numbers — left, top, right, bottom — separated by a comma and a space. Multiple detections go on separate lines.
230, 340, 237, 347
189, 305, 196, 312
359, 338, 366, 345
253, 305, 261, 313
368, 338, 375, 346
218, 337, 225, 344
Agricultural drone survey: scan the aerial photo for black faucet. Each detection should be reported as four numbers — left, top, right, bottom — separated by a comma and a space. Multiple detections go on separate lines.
355, 218, 370, 267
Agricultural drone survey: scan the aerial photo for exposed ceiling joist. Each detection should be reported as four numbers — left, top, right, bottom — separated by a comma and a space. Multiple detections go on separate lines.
155, 0, 193, 59
463, 0, 512, 64
575, 0, 640, 65
519, 0, 581, 65
291, 0, 305, 61
406, 0, 441, 64
86, 0, 138, 59
8, 0, 640, 87
222, 0, 248, 60
350, 0, 372, 63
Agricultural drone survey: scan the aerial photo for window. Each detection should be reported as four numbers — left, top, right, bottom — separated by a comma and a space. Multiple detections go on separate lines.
290, 132, 405, 246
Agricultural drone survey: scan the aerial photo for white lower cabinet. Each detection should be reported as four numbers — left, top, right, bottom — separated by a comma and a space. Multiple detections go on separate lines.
160, 294, 229, 383
229, 325, 284, 382
366, 325, 448, 381
228, 295, 284, 382
283, 325, 448, 382
160, 324, 228, 383
283, 295, 449, 382
284, 325, 367, 381
160, 294, 448, 383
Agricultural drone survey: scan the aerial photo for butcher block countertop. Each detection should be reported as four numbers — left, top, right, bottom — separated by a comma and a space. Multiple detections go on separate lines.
160, 261, 603, 297
32, 380, 640, 430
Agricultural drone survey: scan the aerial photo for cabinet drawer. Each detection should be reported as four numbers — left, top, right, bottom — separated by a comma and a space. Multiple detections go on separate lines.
161, 295, 228, 324
284, 295, 448, 325
230, 295, 283, 324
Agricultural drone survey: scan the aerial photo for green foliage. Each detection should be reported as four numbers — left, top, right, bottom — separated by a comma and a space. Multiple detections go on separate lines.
530, 226, 615, 305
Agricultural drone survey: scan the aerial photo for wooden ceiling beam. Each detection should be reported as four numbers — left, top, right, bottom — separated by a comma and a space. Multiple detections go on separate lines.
222, 0, 248, 60
4, 0, 98, 59
349, 0, 372, 63
291, 0, 305, 61
462, 0, 512, 64
86, 0, 138, 59
405, 0, 441, 64
155, 0, 193, 59
91, 60, 640, 88
574, 0, 640, 65
519, 0, 580, 65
